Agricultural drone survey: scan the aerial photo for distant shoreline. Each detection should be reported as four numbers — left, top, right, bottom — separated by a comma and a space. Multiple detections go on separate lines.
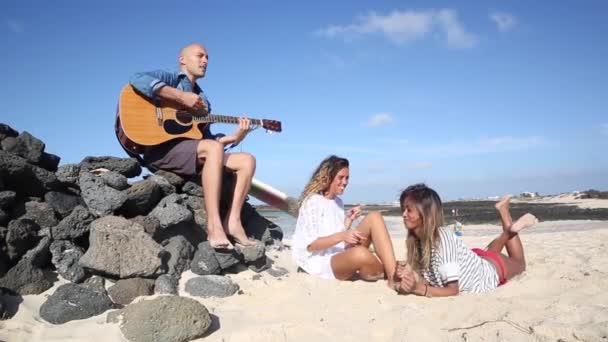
255, 197, 608, 223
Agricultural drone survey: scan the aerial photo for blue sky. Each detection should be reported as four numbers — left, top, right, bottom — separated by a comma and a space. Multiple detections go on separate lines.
2, 1, 607, 204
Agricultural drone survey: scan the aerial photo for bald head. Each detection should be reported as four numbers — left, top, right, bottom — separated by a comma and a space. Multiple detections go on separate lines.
180, 43, 206, 58
179, 43, 208, 81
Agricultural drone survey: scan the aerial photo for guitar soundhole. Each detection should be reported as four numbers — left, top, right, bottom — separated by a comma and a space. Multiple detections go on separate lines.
175, 111, 193, 124
163, 120, 192, 135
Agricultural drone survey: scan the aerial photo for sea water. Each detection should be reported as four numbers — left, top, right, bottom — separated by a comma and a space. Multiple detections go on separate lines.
260, 210, 297, 238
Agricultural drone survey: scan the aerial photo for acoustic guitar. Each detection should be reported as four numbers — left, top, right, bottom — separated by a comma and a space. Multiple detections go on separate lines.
115, 85, 282, 154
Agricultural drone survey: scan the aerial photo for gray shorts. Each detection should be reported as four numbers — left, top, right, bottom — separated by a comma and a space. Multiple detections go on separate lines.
143, 139, 201, 177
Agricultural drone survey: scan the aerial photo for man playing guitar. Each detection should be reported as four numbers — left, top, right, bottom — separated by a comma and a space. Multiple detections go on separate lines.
127, 43, 257, 249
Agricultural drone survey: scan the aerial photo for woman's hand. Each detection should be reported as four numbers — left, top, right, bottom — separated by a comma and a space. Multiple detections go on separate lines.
344, 204, 362, 229
398, 270, 417, 294
343, 229, 366, 246
396, 264, 425, 295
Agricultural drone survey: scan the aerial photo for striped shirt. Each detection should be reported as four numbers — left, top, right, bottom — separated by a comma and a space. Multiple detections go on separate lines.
420, 227, 499, 294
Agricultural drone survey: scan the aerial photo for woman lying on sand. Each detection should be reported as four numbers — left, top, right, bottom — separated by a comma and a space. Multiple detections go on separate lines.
292, 155, 397, 285
395, 183, 538, 297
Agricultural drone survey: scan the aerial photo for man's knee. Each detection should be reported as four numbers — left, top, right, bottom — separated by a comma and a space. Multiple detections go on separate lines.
197, 139, 223, 158
242, 153, 256, 171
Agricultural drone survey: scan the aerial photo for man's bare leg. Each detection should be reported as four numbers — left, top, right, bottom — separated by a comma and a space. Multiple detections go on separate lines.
197, 140, 232, 248
223, 152, 257, 246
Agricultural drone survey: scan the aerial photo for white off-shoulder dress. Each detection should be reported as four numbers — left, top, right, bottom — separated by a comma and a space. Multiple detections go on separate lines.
292, 194, 346, 279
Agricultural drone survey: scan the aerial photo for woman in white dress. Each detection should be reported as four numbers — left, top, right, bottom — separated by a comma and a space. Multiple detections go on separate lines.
292, 155, 397, 285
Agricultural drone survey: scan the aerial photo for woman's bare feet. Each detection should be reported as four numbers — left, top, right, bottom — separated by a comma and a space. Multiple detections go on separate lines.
510, 213, 539, 233
495, 195, 512, 213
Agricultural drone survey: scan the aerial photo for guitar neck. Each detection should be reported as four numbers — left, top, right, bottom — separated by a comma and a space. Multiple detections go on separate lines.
195, 114, 263, 126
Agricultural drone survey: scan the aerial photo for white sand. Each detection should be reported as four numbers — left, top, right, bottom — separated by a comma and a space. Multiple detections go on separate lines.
2, 218, 608, 341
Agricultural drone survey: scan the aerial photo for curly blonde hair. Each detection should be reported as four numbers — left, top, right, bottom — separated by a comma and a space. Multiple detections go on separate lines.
298, 155, 349, 209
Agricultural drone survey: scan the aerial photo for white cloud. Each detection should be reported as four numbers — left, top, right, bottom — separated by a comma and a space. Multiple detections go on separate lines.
490, 12, 517, 32
6, 19, 24, 33
317, 9, 477, 49
365, 112, 394, 127
436, 9, 477, 48
601, 123, 608, 136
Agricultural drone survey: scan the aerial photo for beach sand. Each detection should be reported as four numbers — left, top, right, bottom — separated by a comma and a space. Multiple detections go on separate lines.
2, 218, 608, 341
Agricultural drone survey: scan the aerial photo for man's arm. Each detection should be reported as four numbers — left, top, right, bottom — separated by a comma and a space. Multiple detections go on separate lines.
129, 70, 177, 99
129, 70, 205, 111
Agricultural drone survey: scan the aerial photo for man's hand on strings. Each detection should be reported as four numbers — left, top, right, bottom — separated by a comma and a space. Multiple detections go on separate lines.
231, 117, 251, 145
179, 92, 207, 113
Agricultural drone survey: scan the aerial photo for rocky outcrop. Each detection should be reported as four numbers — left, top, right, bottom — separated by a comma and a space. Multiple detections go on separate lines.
0, 122, 284, 326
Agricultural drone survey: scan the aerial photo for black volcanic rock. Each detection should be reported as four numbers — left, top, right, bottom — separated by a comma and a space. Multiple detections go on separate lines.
0, 151, 60, 197
0, 132, 45, 164
99, 171, 129, 190
185, 275, 239, 298
6, 218, 40, 262
20, 201, 59, 228
80, 156, 141, 178
0, 237, 53, 295
79, 172, 127, 217
44, 190, 84, 218
0, 123, 18, 140
78, 216, 164, 278
154, 170, 185, 191
162, 236, 194, 277
39, 283, 116, 324
50, 240, 87, 283
119, 296, 211, 342
51, 205, 94, 240
121, 179, 162, 217
55, 164, 80, 186
0, 191, 16, 209
107, 278, 155, 305
39, 152, 60, 172
190, 242, 221, 276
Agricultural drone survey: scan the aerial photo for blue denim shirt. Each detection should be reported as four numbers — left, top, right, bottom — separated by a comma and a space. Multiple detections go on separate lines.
129, 69, 218, 139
